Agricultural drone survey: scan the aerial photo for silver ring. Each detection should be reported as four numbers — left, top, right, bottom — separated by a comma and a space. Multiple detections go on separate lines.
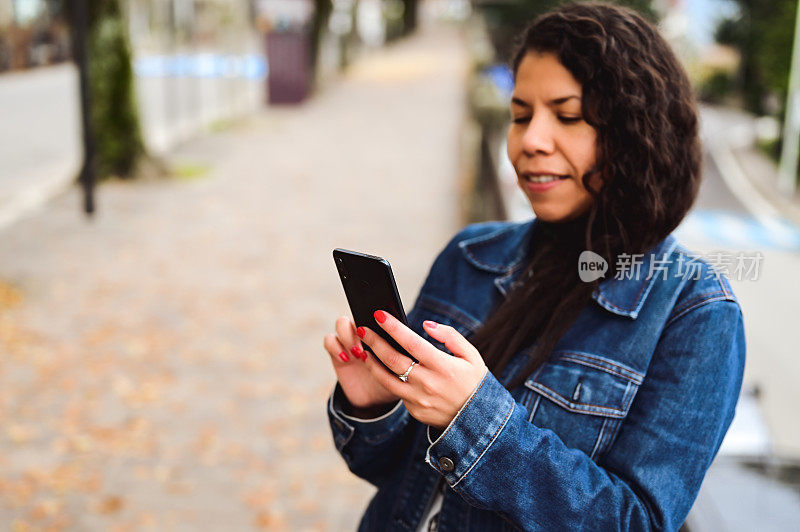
397, 361, 417, 382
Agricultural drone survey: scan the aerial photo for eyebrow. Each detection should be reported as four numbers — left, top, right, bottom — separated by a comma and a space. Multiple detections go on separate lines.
511, 95, 581, 107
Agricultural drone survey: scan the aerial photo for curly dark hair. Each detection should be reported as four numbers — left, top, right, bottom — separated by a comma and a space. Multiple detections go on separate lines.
469, 2, 702, 389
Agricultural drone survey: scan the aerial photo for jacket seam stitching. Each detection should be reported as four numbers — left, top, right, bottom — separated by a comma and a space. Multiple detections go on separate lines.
416, 296, 481, 331
598, 380, 636, 454
595, 293, 633, 313
494, 262, 525, 296
594, 238, 678, 316
460, 226, 521, 272
433, 370, 489, 445
554, 353, 644, 383
527, 394, 542, 423
523, 383, 627, 418
600, 380, 637, 455
719, 275, 735, 299
590, 417, 609, 459
596, 271, 652, 314
599, 418, 621, 459
555, 351, 644, 380
360, 413, 410, 445
669, 290, 727, 317
622, 380, 637, 412
665, 294, 733, 328
328, 392, 356, 449
452, 400, 515, 488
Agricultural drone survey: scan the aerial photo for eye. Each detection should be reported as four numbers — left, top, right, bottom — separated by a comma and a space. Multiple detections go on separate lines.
512, 116, 531, 124
559, 116, 582, 124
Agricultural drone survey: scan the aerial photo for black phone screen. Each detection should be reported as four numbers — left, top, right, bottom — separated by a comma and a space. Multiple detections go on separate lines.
333, 248, 418, 364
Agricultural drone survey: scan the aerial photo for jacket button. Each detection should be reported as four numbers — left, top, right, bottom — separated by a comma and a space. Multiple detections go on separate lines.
438, 456, 455, 472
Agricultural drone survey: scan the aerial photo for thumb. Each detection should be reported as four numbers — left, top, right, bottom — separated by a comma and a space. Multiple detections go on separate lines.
422, 320, 481, 363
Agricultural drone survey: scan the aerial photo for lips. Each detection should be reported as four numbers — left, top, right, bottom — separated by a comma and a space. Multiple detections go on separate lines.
520, 172, 569, 193
522, 173, 570, 184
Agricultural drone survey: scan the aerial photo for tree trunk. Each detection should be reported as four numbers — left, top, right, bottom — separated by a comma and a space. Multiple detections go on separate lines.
402, 0, 418, 36
68, 0, 146, 180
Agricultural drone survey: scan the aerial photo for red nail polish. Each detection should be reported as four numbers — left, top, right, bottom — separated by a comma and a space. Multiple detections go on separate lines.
338, 351, 349, 362
357, 327, 366, 339
374, 310, 387, 324
423, 320, 437, 329
351, 345, 364, 358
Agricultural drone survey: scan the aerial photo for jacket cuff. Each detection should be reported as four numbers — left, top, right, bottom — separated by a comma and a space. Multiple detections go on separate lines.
328, 382, 407, 450
425, 369, 515, 487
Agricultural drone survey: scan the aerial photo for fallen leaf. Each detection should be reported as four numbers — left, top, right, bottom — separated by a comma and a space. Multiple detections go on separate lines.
96, 495, 124, 515
7, 423, 36, 444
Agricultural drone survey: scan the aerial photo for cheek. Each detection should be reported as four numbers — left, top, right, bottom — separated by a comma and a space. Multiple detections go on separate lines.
582, 131, 599, 167
569, 134, 598, 175
506, 131, 518, 163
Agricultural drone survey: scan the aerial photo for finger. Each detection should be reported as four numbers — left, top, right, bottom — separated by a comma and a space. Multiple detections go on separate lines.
360, 340, 415, 399
358, 325, 435, 389
356, 325, 414, 375
422, 320, 482, 363
372, 310, 443, 369
335, 316, 367, 361
324, 333, 353, 363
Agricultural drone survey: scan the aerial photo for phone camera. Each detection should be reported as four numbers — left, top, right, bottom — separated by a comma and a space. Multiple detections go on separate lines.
336, 258, 349, 277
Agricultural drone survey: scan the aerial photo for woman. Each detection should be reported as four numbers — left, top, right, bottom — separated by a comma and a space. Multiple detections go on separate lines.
323, 3, 745, 531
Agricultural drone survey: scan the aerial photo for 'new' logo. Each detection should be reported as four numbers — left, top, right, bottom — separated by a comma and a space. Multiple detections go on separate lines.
578, 251, 608, 282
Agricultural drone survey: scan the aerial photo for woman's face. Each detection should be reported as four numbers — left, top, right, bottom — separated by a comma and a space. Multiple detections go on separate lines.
507, 51, 601, 223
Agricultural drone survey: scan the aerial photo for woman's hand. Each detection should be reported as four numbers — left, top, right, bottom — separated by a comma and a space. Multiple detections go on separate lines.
356, 310, 488, 430
324, 316, 401, 415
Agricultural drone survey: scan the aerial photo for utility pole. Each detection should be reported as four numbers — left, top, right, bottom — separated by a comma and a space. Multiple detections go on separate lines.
778, 0, 800, 196
71, 0, 96, 215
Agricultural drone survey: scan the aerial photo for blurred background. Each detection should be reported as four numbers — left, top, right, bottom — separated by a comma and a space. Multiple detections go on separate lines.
0, 0, 799, 530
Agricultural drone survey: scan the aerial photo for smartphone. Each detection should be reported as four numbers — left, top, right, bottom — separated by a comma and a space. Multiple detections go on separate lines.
333, 248, 418, 366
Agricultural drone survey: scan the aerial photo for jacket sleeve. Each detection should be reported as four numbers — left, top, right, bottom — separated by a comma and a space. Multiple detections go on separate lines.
327, 382, 413, 488
325, 258, 446, 488
424, 300, 746, 531
325, 225, 490, 488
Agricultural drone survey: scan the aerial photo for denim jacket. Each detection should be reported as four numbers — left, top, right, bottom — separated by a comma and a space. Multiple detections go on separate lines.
327, 219, 746, 531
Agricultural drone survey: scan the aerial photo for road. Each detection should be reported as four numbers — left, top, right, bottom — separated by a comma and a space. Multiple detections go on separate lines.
0, 52, 263, 230
0, 64, 81, 228
680, 108, 800, 458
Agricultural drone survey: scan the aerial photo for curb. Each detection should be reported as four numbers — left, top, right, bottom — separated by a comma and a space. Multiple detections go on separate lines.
701, 107, 800, 229
0, 162, 78, 233
704, 138, 782, 222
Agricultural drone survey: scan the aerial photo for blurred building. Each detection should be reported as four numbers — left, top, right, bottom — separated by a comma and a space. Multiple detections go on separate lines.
124, 0, 265, 153
652, 0, 693, 65
0, 0, 70, 72
127, 0, 257, 54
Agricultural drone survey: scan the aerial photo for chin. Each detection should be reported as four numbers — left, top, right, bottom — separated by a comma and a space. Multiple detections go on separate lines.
530, 207, 571, 223
530, 204, 590, 224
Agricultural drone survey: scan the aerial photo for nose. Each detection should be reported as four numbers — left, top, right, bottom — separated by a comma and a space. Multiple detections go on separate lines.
521, 114, 556, 156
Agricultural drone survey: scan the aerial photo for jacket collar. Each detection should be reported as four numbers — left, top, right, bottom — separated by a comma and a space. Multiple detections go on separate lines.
458, 218, 677, 319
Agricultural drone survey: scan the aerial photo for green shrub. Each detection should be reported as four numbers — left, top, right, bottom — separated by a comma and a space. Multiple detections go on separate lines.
88, 10, 145, 179
698, 70, 736, 104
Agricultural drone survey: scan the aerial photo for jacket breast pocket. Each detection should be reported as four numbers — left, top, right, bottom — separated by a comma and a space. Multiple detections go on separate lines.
523, 351, 643, 460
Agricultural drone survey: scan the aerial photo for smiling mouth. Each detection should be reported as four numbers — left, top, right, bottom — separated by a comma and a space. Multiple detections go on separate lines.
523, 174, 569, 184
